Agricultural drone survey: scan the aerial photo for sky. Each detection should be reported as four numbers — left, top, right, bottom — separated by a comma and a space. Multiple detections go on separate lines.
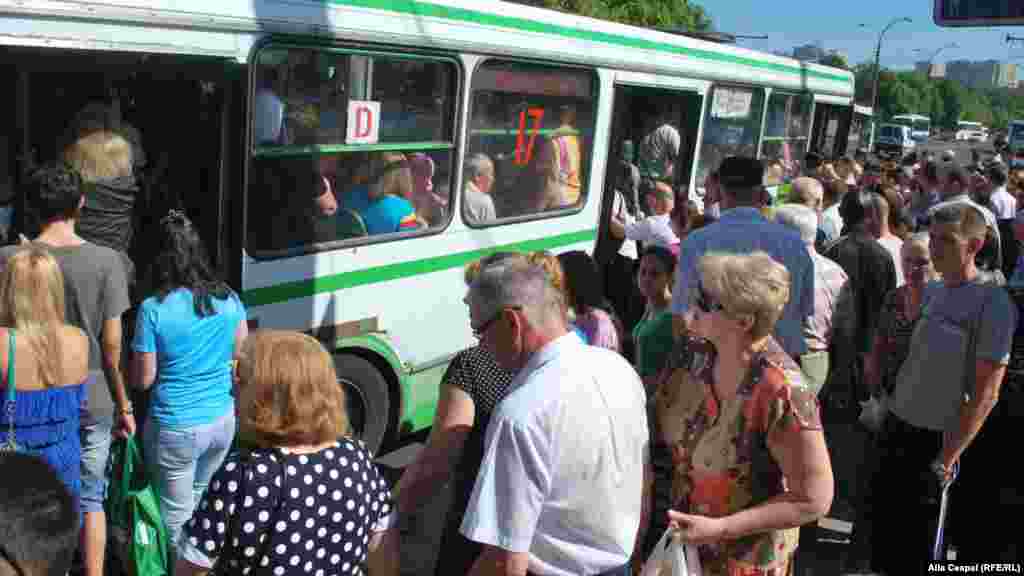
707, 0, 1024, 69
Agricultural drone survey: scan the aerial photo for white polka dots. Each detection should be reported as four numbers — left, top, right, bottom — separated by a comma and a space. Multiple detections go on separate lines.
184, 442, 393, 576
225, 461, 237, 473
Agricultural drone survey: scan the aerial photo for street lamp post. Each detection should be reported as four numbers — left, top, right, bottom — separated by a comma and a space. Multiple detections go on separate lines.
914, 42, 959, 74
865, 17, 913, 121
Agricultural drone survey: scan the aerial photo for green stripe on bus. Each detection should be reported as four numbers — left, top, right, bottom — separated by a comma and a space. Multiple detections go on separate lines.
242, 227, 598, 306
321, 0, 852, 86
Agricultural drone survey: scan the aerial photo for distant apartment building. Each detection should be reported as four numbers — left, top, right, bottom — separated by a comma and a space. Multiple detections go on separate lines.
939, 59, 1018, 89
791, 43, 848, 66
793, 43, 826, 62
915, 61, 947, 79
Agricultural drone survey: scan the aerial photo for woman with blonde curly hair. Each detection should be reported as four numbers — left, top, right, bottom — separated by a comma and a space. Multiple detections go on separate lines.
0, 247, 90, 504
656, 251, 832, 576
177, 330, 398, 576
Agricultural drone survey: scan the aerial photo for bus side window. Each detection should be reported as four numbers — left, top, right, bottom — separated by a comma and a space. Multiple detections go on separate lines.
695, 85, 765, 189
247, 47, 457, 255
464, 61, 596, 225
762, 91, 811, 174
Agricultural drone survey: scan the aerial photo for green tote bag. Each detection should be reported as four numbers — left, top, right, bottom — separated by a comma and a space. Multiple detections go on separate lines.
107, 436, 170, 576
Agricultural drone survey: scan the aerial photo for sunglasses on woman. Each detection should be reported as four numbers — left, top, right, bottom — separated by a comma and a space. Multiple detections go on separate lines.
691, 284, 726, 314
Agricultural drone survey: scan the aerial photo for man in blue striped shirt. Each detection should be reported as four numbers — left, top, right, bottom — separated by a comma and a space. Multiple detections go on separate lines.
671, 156, 814, 361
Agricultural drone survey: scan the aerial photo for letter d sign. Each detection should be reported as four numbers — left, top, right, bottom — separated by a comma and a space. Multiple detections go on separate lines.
346, 100, 381, 145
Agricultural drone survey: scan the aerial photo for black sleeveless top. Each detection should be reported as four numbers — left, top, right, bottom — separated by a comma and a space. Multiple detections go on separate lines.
434, 346, 514, 576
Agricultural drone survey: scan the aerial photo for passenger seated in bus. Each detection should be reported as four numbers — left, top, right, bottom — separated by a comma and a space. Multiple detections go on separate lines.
62, 130, 138, 286
341, 152, 421, 235
463, 153, 497, 223
550, 104, 582, 205
409, 153, 447, 225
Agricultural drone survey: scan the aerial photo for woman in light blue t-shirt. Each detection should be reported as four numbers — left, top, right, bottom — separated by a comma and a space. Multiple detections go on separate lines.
131, 209, 248, 553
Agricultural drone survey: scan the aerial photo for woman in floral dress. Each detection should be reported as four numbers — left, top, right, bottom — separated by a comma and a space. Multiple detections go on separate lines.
655, 251, 833, 576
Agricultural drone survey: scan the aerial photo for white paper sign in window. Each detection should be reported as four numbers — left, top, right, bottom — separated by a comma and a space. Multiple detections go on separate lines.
711, 88, 753, 119
346, 100, 381, 144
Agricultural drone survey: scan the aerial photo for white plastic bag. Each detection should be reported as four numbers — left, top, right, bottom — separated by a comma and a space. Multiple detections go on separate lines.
641, 529, 702, 576
858, 393, 888, 432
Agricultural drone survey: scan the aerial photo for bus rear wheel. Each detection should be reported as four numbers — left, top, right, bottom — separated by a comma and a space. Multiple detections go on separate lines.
334, 354, 392, 455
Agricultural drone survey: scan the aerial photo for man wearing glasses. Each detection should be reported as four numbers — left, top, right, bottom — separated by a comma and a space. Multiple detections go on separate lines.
460, 256, 650, 576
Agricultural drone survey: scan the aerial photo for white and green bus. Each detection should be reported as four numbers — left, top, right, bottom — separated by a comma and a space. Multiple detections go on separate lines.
0, 0, 857, 453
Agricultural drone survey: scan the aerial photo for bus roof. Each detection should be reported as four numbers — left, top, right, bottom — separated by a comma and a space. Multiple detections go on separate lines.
891, 114, 930, 121
0, 0, 855, 98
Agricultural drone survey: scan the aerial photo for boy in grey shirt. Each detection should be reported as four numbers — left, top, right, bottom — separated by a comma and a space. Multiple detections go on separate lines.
0, 164, 132, 576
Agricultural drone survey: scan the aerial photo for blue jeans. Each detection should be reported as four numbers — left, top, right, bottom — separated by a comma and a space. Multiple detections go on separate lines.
80, 415, 114, 514
143, 410, 236, 550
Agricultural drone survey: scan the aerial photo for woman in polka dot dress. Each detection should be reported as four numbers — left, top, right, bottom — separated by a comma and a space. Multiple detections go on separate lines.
175, 331, 398, 576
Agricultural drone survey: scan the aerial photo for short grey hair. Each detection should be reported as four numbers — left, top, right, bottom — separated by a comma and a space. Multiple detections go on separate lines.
774, 203, 819, 245
464, 153, 494, 181
468, 257, 566, 331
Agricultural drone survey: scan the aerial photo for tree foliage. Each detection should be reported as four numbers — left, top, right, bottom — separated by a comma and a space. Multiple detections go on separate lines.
857, 65, 1024, 130
819, 52, 849, 70
514, 0, 713, 31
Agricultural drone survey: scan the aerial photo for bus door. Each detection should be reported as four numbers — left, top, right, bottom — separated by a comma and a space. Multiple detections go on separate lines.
594, 73, 707, 334
811, 100, 849, 159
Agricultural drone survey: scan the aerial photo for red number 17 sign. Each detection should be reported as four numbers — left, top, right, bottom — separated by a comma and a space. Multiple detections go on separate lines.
515, 107, 545, 166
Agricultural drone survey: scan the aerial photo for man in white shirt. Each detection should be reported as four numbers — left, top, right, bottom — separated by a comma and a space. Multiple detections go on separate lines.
984, 163, 1016, 220
462, 256, 650, 576
609, 180, 678, 249
463, 153, 497, 222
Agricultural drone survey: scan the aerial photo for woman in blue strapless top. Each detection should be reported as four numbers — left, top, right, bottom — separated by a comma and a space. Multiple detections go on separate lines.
0, 247, 91, 508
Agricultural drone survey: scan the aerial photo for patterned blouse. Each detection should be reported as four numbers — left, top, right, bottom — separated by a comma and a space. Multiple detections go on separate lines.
875, 285, 920, 395
655, 337, 822, 576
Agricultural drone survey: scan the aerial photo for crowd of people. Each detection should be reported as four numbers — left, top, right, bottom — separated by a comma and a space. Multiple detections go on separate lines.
0, 96, 1020, 576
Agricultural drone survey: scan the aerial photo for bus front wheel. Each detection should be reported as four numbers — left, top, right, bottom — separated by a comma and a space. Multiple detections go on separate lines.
334, 354, 392, 455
